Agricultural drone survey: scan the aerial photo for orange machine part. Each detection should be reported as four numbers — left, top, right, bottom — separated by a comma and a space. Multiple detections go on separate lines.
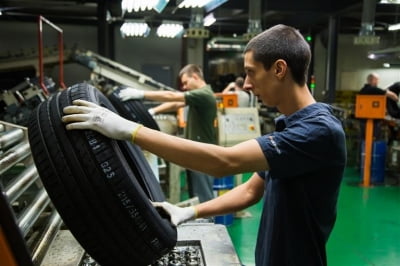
354, 94, 386, 187
215, 93, 238, 108
355, 94, 386, 119
0, 227, 18, 266
177, 107, 186, 128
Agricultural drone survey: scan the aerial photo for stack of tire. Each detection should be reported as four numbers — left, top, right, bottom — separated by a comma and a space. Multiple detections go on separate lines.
28, 83, 176, 266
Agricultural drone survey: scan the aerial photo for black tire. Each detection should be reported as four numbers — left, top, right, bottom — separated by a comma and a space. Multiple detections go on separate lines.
108, 87, 160, 131
28, 83, 176, 266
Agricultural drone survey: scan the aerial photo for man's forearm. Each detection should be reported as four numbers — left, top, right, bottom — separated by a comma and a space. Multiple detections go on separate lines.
153, 102, 184, 114
144, 91, 184, 102
195, 175, 264, 218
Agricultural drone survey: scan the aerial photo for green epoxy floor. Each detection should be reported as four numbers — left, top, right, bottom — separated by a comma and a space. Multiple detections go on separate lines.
226, 168, 400, 266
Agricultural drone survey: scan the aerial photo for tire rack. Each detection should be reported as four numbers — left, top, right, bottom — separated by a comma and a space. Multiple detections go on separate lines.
0, 120, 64, 266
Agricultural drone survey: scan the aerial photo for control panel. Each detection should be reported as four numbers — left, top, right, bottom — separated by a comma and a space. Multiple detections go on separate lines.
217, 107, 261, 147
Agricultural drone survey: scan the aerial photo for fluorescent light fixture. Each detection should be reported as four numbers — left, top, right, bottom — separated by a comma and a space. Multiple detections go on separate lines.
153, 0, 169, 13
206, 37, 247, 51
388, 23, 400, 31
203, 13, 216, 27
383, 63, 391, 68
367, 46, 400, 60
178, 0, 213, 8
120, 21, 150, 37
379, 0, 400, 3
157, 21, 184, 38
121, 0, 169, 13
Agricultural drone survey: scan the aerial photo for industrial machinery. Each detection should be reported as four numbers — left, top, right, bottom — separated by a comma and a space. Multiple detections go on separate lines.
73, 50, 176, 94
0, 78, 50, 126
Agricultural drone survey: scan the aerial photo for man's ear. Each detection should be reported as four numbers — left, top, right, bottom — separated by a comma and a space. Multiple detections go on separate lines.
191, 73, 200, 81
274, 59, 287, 79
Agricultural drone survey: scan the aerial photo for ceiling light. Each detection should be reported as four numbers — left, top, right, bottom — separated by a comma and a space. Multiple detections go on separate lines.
388, 23, 400, 31
383, 63, 391, 68
206, 37, 247, 51
177, 0, 213, 8
379, 0, 400, 3
203, 13, 216, 27
157, 21, 184, 38
120, 21, 150, 37
367, 46, 400, 60
121, 0, 169, 13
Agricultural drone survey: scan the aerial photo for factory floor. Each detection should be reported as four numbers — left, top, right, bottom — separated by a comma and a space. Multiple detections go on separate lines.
226, 168, 400, 266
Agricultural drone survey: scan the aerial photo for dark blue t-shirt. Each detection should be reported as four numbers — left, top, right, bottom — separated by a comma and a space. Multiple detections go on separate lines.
255, 103, 346, 266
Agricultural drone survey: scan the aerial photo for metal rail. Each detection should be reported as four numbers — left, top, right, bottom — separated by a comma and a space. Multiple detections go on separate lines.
0, 142, 31, 175
0, 128, 24, 150
17, 188, 51, 237
5, 165, 39, 203
31, 211, 62, 265
0, 121, 63, 266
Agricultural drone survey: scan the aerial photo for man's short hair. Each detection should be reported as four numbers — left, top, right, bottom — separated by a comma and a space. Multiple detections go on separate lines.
179, 64, 204, 80
235, 77, 244, 88
244, 24, 311, 86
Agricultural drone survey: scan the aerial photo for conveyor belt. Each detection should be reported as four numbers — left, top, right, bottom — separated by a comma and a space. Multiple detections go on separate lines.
74, 50, 176, 92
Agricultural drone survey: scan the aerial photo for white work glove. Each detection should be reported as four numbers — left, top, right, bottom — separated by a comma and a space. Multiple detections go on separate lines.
62, 99, 143, 142
152, 201, 197, 227
118, 88, 145, 101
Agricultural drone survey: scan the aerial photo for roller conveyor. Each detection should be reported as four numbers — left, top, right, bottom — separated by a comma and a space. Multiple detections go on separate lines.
5, 164, 39, 203
0, 141, 31, 175
0, 128, 24, 150
0, 121, 60, 266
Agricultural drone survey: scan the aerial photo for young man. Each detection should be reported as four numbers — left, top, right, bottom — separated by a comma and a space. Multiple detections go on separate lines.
63, 24, 346, 266
119, 64, 217, 203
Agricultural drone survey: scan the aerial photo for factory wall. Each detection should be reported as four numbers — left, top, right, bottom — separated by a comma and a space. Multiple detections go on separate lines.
114, 30, 183, 88
313, 32, 400, 102
336, 34, 400, 91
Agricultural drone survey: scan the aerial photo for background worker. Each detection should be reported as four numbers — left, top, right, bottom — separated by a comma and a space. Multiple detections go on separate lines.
118, 64, 217, 203
222, 76, 253, 107
63, 24, 346, 266
358, 73, 399, 140
359, 73, 398, 101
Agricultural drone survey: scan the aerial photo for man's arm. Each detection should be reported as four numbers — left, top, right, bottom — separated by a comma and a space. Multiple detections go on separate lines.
144, 90, 186, 102
134, 126, 268, 177
118, 88, 186, 102
152, 172, 265, 226
222, 82, 235, 93
151, 101, 185, 114
386, 90, 399, 102
196, 172, 265, 217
